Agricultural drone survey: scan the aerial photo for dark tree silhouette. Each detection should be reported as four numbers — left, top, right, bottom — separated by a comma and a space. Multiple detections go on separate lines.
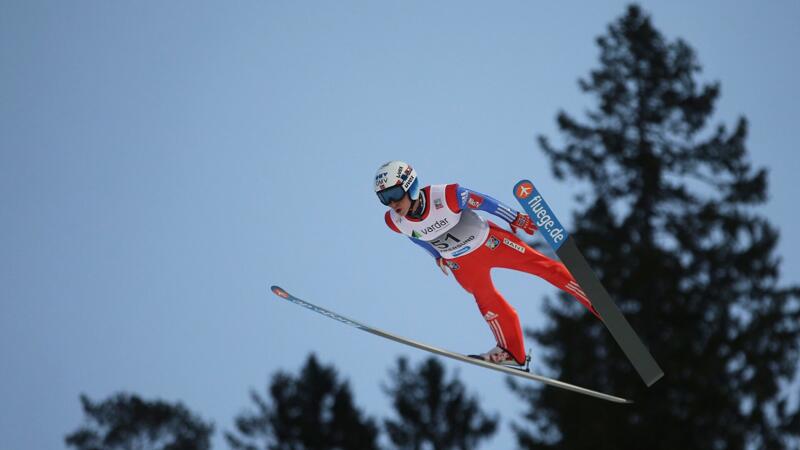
383, 357, 498, 450
226, 353, 380, 450
510, 5, 800, 450
65, 393, 213, 450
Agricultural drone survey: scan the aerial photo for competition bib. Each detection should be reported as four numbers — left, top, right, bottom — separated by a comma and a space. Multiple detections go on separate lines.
390, 184, 489, 258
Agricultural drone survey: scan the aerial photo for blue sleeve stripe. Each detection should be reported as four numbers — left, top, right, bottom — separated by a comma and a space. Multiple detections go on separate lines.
497, 207, 517, 222
456, 186, 469, 210
458, 185, 520, 224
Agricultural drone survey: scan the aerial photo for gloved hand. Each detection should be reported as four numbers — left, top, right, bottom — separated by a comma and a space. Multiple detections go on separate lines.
436, 258, 450, 276
510, 212, 537, 235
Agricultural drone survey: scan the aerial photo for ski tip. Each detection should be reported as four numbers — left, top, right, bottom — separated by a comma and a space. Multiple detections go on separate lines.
513, 180, 535, 200
270, 285, 290, 299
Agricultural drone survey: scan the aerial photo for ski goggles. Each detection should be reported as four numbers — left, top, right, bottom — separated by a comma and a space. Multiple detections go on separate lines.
376, 185, 406, 205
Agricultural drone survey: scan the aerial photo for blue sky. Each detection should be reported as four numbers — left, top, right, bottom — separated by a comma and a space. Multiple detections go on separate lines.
1, 1, 798, 449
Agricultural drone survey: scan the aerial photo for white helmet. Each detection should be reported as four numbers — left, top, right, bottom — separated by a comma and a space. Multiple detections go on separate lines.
374, 160, 420, 205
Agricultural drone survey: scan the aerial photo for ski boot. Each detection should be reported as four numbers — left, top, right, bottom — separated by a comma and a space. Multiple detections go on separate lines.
468, 346, 531, 372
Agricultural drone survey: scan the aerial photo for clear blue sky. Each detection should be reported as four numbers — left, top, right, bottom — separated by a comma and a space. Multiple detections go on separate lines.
2, 1, 798, 449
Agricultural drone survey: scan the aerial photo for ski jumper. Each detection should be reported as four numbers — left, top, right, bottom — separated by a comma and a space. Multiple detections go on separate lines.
385, 184, 598, 365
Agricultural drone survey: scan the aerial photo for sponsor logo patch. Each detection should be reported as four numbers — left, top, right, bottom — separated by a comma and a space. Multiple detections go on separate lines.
485, 236, 500, 250
516, 181, 533, 199
445, 260, 460, 270
452, 246, 471, 257
434, 198, 444, 209
399, 166, 415, 189
375, 172, 388, 189
467, 193, 483, 209
503, 238, 526, 253
484, 311, 498, 320
418, 218, 449, 236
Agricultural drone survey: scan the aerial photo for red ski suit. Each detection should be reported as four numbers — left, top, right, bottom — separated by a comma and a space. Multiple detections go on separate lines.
385, 184, 597, 365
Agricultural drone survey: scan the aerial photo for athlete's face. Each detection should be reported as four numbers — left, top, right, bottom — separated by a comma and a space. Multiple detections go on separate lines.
388, 194, 412, 216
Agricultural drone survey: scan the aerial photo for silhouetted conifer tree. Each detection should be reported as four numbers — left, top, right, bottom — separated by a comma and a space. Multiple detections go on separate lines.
383, 357, 498, 450
510, 5, 800, 449
226, 354, 380, 450
65, 393, 213, 450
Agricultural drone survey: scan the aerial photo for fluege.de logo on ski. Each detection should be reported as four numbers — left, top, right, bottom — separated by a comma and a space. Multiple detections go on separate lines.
514, 180, 569, 251
526, 194, 566, 246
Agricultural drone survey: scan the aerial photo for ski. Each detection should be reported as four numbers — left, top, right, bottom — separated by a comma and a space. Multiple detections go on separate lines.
270, 285, 633, 404
513, 180, 664, 387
